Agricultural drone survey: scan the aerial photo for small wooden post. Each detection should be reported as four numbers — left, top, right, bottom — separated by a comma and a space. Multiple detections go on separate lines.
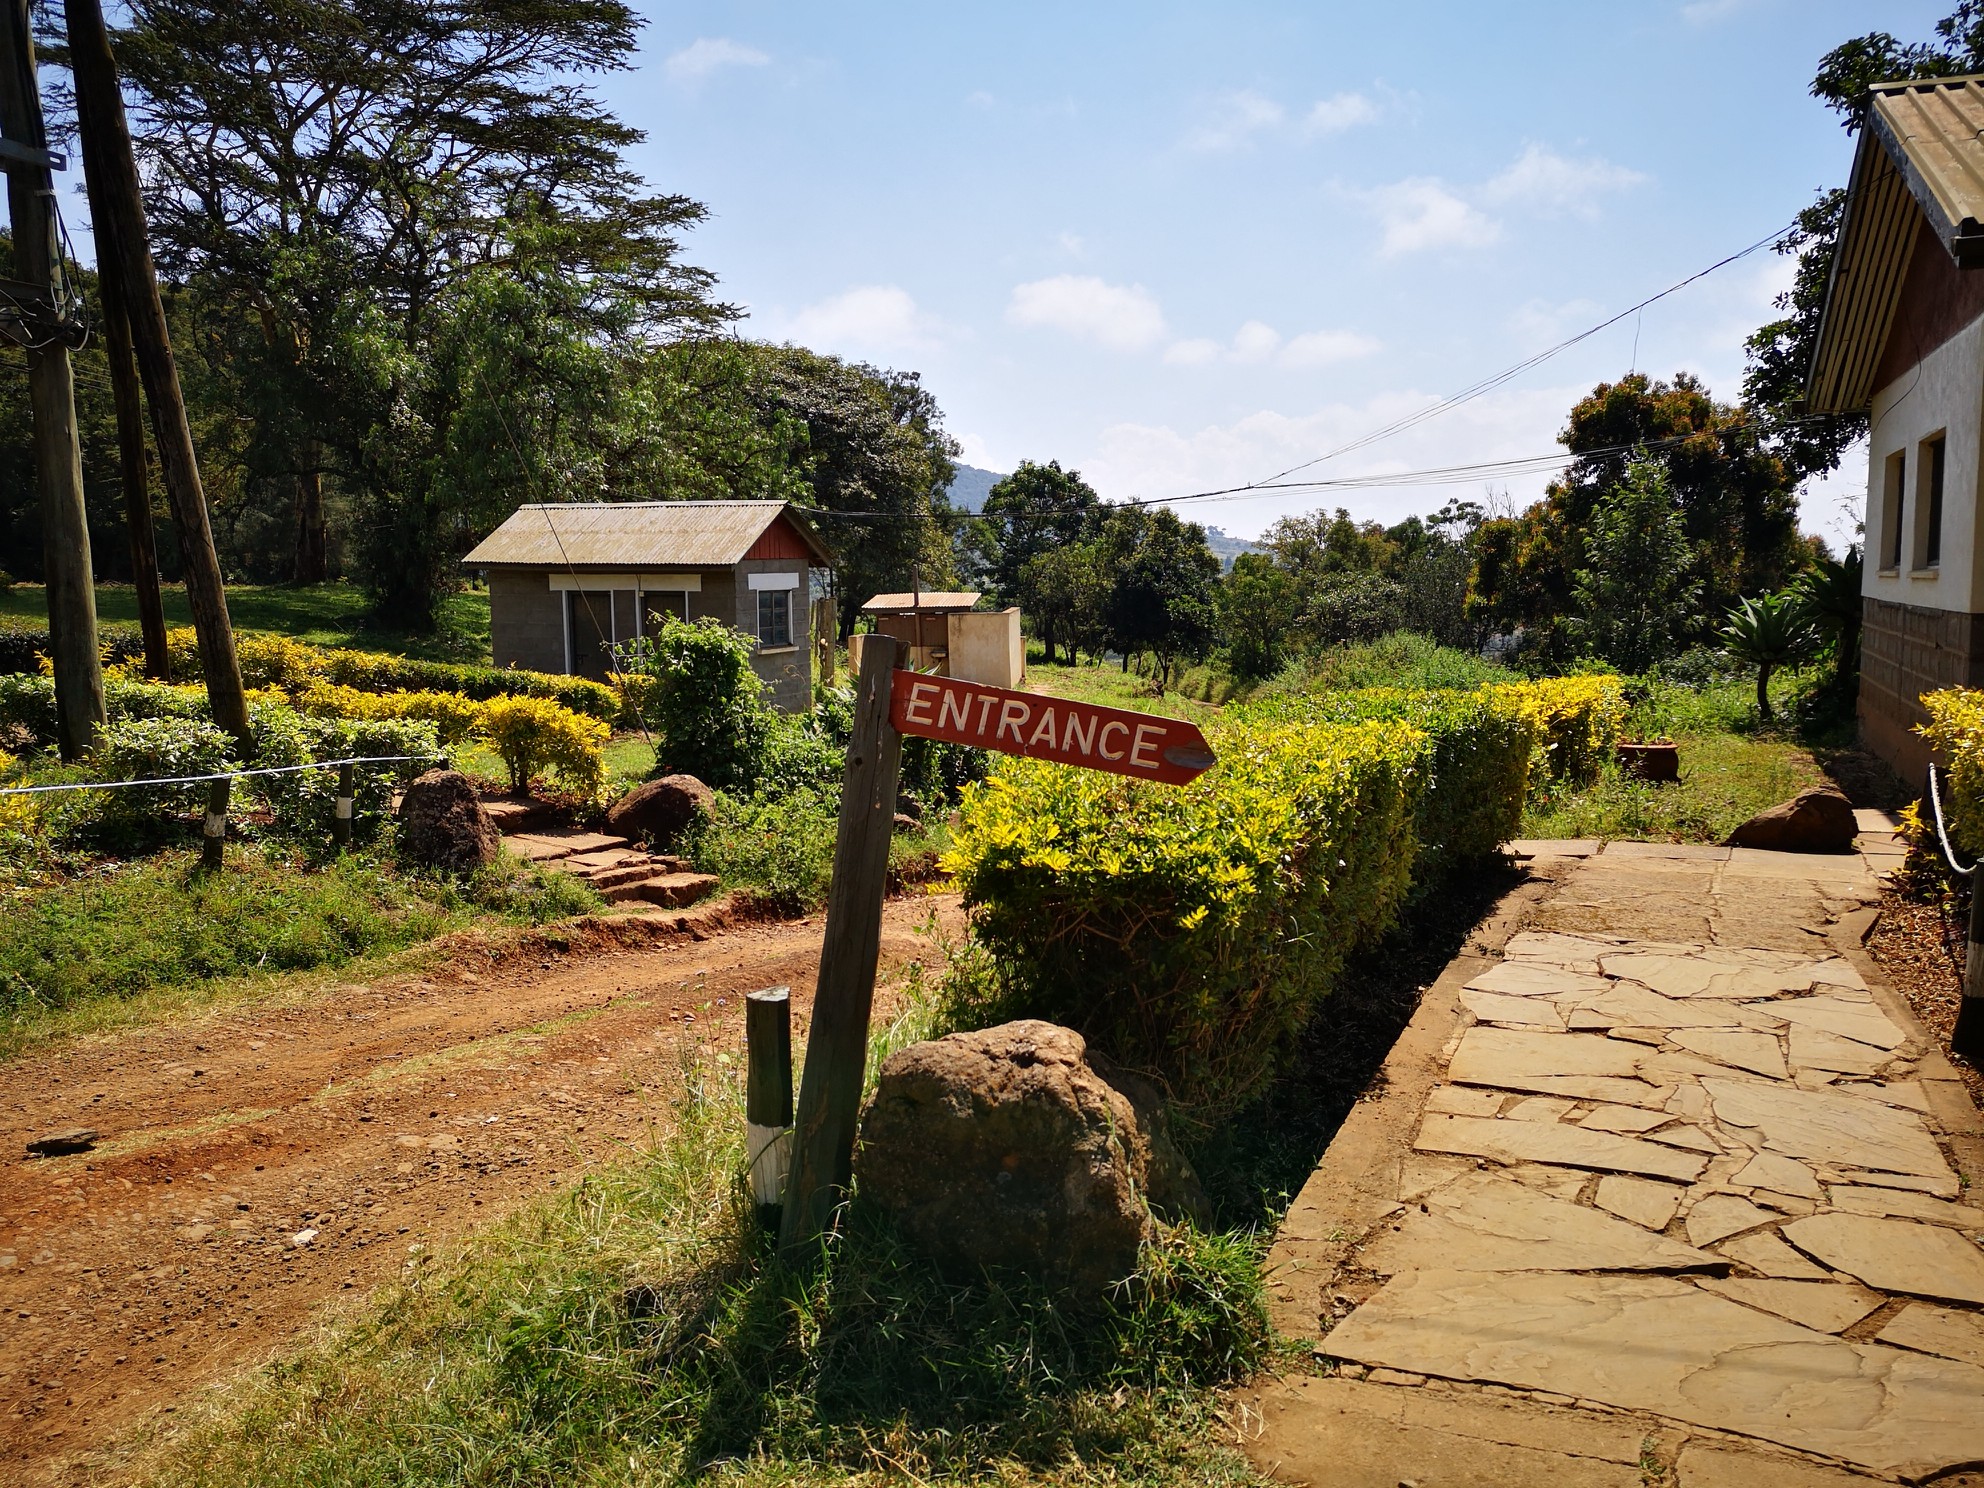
746, 987, 793, 1230
200, 777, 228, 870
1957, 879, 1984, 1062
779, 634, 903, 1263
332, 761, 356, 847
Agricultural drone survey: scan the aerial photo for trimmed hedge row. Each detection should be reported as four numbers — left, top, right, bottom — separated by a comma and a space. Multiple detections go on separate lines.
0, 621, 619, 721
943, 677, 1618, 1124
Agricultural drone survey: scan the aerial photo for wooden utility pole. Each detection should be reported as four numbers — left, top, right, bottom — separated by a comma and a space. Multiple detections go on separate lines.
65, 0, 248, 750
779, 634, 903, 1263
93, 250, 170, 679
0, 0, 105, 761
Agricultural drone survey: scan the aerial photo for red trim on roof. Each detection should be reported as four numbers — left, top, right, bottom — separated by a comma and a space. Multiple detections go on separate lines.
745, 515, 815, 561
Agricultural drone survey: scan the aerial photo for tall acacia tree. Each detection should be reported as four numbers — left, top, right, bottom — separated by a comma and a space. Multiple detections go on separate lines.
106, 0, 728, 621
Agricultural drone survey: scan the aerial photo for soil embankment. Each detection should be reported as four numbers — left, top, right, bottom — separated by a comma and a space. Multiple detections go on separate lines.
0, 895, 962, 1485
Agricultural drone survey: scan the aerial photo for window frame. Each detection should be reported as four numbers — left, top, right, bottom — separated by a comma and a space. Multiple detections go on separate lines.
1881, 448, 1907, 573
757, 587, 793, 648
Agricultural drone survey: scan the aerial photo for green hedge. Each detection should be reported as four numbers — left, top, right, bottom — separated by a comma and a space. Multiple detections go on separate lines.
943, 684, 1557, 1124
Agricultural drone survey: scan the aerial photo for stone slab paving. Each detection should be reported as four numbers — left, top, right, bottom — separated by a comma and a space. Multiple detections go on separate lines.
1247, 836, 1984, 1486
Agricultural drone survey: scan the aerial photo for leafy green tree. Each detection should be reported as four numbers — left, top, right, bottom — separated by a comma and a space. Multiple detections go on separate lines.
1218, 551, 1300, 681
741, 346, 960, 637
1471, 374, 1806, 650
1744, 5, 1984, 482
1094, 506, 1220, 691
1566, 457, 1703, 675
1018, 542, 1107, 666
1722, 592, 1818, 723
975, 460, 1103, 607
107, 0, 728, 617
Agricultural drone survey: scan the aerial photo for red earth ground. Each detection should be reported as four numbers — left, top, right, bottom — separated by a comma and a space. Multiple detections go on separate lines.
0, 893, 964, 1486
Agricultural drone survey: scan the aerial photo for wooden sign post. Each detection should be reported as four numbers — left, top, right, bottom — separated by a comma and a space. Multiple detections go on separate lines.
779, 634, 905, 1261
777, 647, 1217, 1262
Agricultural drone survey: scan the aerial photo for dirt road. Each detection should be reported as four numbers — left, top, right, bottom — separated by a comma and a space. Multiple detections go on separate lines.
0, 894, 963, 1485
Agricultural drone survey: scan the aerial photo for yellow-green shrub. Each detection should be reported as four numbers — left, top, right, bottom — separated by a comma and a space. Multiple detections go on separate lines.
293, 682, 484, 744
945, 715, 1427, 1125
1237, 686, 1537, 877
478, 695, 609, 800
1490, 674, 1624, 787
1920, 688, 1984, 856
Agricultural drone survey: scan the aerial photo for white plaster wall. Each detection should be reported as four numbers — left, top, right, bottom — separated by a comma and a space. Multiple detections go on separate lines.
1864, 311, 1984, 613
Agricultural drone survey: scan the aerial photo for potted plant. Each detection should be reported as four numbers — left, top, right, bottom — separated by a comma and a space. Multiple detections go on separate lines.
1617, 738, 1679, 781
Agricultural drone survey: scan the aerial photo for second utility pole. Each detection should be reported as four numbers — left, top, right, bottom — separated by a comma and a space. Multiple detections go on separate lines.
0, 0, 105, 761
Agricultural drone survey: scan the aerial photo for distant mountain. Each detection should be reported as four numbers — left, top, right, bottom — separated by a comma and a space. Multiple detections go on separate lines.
1203, 526, 1258, 571
945, 464, 1004, 513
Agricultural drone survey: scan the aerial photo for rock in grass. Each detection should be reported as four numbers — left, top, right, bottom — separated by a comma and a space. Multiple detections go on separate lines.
1726, 785, 1856, 853
26, 1128, 97, 1158
854, 1020, 1205, 1293
396, 769, 500, 871
604, 775, 713, 849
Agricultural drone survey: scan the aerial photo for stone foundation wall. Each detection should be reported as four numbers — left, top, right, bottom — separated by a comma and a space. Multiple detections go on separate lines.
1858, 595, 1984, 785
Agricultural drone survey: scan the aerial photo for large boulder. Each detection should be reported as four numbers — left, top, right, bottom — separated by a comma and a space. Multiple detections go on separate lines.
854, 1020, 1206, 1292
605, 774, 713, 849
1726, 785, 1857, 853
396, 769, 500, 871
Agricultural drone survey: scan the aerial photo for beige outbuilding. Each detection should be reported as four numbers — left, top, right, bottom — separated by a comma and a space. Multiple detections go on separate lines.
461, 501, 833, 712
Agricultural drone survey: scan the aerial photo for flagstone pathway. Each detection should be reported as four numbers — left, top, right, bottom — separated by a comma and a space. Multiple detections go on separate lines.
1245, 829, 1984, 1486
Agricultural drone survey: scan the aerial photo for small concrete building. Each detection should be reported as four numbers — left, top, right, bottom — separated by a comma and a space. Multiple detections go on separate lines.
1808, 75, 1984, 782
462, 501, 833, 712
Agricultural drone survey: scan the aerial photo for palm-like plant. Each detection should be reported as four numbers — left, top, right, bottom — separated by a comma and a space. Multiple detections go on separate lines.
1790, 547, 1864, 693
1721, 591, 1818, 723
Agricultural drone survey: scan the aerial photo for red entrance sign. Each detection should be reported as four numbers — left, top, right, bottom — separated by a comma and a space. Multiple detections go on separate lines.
889, 670, 1216, 785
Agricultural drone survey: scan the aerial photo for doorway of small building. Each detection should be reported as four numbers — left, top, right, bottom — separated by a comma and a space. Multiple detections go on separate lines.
565, 591, 614, 681
642, 590, 689, 632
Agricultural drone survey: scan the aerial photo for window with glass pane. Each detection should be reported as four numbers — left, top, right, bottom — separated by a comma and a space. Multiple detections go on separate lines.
758, 589, 792, 647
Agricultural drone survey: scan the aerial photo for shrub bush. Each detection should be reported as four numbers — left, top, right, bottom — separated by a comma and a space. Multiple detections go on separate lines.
1488, 674, 1624, 787
615, 619, 772, 790
479, 695, 609, 799
293, 681, 483, 743
250, 705, 441, 841
686, 787, 839, 914
0, 673, 56, 748
945, 714, 1427, 1125
86, 715, 237, 845
1921, 688, 1984, 857
1238, 685, 1537, 878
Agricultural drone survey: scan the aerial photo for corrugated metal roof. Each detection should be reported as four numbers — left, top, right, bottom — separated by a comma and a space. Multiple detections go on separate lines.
1808, 75, 1984, 412
461, 501, 833, 569
861, 592, 982, 612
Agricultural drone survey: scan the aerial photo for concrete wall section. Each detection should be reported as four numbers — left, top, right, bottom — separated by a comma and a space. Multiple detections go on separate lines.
1859, 595, 1984, 783
735, 557, 812, 712
1863, 310, 1984, 614
488, 569, 566, 675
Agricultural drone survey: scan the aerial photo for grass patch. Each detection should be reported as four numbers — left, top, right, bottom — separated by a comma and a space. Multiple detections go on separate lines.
126, 992, 1276, 1488
0, 846, 600, 1057
1518, 666, 1845, 844
689, 789, 950, 915
0, 582, 492, 662
1024, 659, 1223, 720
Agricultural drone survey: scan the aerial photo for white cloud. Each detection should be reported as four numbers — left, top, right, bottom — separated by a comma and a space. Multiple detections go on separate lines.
1281, 329, 1382, 367
1680, 0, 1757, 24
1508, 296, 1604, 349
664, 37, 770, 84
1230, 320, 1282, 363
1006, 275, 1167, 351
1163, 337, 1224, 366
1362, 143, 1643, 255
1185, 90, 1285, 152
955, 432, 1001, 470
1057, 232, 1088, 258
1305, 92, 1378, 134
782, 285, 947, 354
1080, 383, 1581, 528
1368, 178, 1500, 255
1481, 143, 1647, 217
965, 89, 996, 108
1164, 322, 1379, 368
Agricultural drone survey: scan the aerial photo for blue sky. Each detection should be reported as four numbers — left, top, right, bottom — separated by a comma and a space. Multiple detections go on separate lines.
607, 2, 1945, 544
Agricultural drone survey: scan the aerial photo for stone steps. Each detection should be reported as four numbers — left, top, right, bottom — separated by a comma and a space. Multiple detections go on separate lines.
493, 820, 716, 910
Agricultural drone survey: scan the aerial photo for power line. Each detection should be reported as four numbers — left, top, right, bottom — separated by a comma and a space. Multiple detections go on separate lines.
1242, 221, 1795, 492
